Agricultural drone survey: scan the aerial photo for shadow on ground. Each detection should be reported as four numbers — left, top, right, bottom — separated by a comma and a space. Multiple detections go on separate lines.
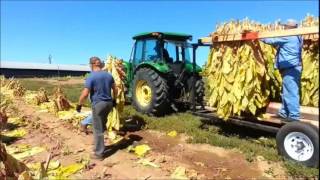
104, 134, 143, 158
3, 123, 21, 131
0, 135, 20, 145
1, 122, 26, 144
120, 115, 146, 132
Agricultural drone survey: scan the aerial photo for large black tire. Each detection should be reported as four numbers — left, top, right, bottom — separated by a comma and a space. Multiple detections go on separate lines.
276, 121, 319, 167
132, 68, 169, 116
195, 77, 205, 106
188, 76, 205, 107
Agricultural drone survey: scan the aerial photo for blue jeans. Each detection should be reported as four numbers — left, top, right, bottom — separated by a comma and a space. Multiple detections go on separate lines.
92, 101, 113, 156
81, 114, 92, 125
278, 66, 302, 121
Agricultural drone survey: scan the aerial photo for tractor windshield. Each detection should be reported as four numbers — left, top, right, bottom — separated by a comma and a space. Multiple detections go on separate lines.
164, 40, 191, 63
132, 39, 191, 65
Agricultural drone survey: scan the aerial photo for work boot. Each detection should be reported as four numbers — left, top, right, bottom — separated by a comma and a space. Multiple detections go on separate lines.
90, 153, 105, 160
276, 112, 287, 119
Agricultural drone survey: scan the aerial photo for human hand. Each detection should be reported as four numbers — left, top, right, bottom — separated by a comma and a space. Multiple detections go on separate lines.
112, 100, 117, 107
76, 104, 82, 113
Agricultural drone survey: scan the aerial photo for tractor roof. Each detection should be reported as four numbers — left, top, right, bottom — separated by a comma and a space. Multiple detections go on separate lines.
133, 32, 192, 41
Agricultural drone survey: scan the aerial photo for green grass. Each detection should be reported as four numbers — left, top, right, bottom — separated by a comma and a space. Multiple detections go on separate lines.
18, 78, 89, 106
19, 79, 55, 93
17, 78, 319, 177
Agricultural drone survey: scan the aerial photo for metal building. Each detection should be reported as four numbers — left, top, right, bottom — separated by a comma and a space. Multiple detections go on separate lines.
0, 61, 90, 78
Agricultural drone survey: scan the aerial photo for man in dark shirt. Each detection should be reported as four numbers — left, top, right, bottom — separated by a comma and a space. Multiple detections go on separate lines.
77, 56, 117, 159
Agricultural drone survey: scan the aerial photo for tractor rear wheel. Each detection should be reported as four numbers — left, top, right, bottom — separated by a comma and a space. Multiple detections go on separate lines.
195, 77, 205, 106
188, 76, 205, 107
132, 68, 169, 116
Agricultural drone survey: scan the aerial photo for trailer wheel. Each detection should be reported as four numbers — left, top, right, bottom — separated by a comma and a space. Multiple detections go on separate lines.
276, 121, 319, 167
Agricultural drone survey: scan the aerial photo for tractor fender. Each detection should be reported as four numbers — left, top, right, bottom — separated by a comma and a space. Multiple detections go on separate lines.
134, 62, 169, 75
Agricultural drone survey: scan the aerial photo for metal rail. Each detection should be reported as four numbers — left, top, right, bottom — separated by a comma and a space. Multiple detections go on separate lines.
191, 42, 211, 111
200, 26, 319, 44
191, 109, 281, 133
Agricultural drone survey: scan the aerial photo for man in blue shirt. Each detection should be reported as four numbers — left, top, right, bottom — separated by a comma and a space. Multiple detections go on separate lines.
77, 56, 117, 159
261, 19, 303, 121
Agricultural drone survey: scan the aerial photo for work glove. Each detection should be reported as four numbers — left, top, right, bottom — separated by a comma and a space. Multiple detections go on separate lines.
76, 104, 82, 113
112, 99, 117, 107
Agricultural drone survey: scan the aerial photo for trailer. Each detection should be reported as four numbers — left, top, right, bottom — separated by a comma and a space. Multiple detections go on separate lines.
190, 26, 319, 167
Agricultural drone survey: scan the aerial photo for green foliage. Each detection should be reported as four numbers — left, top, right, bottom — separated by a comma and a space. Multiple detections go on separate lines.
284, 161, 319, 178
18, 78, 89, 106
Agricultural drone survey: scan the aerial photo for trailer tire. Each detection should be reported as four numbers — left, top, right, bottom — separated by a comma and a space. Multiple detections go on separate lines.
276, 121, 319, 167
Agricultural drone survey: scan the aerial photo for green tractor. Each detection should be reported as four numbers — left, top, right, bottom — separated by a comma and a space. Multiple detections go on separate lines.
123, 32, 204, 116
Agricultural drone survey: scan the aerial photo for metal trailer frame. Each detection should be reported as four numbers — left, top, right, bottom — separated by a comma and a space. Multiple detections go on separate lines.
190, 41, 284, 133
189, 39, 319, 167
189, 39, 319, 131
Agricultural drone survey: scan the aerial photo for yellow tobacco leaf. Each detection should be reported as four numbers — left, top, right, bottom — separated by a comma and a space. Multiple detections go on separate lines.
18, 171, 33, 180
7, 145, 45, 160
248, 102, 257, 115
167, 130, 177, 137
8, 117, 24, 125
107, 107, 120, 132
133, 144, 151, 157
170, 166, 188, 180
222, 61, 232, 75
57, 111, 75, 120
107, 131, 124, 145
27, 160, 61, 172
3, 129, 27, 138
137, 158, 160, 168
50, 163, 84, 179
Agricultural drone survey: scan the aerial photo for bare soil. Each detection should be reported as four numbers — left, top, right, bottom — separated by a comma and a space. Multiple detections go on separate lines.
7, 98, 286, 179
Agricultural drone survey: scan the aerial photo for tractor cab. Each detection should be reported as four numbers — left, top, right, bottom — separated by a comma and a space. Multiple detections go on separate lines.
125, 32, 204, 116
130, 32, 194, 74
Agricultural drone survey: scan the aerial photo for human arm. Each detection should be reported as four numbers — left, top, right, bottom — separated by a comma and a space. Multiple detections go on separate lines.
77, 77, 92, 112
78, 88, 90, 106
76, 88, 90, 112
260, 37, 288, 46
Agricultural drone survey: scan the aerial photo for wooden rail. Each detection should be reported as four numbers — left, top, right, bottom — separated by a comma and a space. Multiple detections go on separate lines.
200, 26, 319, 44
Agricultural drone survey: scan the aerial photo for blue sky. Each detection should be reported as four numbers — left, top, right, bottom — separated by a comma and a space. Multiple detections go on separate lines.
1, 0, 319, 66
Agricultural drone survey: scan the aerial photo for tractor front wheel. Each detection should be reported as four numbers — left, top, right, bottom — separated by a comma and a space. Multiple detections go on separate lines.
132, 68, 169, 116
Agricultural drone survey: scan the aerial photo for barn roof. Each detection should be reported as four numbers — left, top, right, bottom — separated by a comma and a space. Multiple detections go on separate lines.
1, 61, 90, 72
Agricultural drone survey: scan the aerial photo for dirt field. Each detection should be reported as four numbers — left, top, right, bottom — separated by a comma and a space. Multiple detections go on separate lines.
2, 86, 285, 179
2, 78, 318, 179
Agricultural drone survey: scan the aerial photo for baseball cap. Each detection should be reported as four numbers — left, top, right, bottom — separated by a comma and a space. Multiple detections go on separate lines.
89, 56, 101, 64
